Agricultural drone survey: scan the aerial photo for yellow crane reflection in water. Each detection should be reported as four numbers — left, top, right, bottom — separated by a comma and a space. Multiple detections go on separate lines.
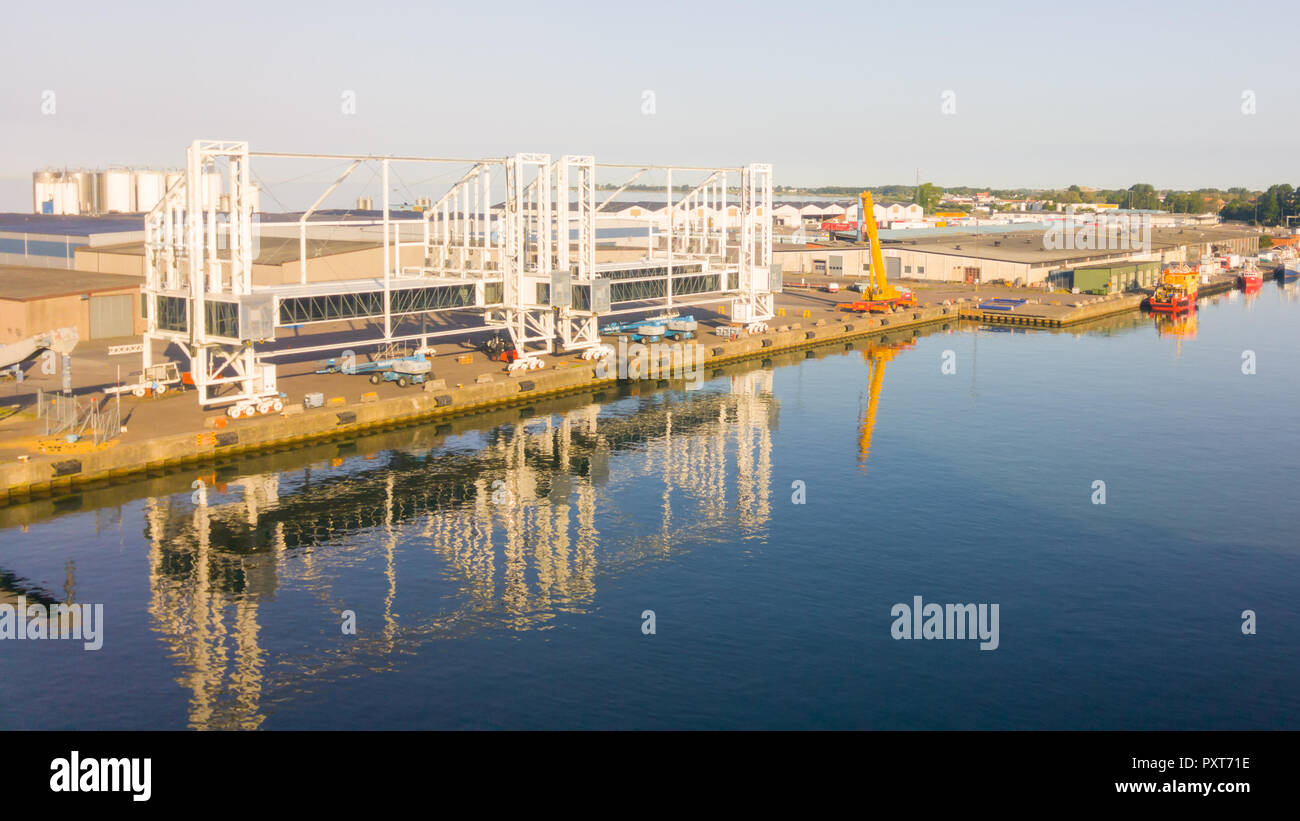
857, 339, 914, 467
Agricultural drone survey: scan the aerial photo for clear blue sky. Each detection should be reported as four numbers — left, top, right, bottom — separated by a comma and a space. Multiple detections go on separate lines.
1, 0, 1294, 208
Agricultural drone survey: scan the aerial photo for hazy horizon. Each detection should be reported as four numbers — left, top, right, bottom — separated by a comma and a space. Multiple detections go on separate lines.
3, 0, 1295, 212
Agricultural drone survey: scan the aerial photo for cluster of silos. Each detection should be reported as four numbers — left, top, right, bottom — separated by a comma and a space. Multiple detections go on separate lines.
32, 169, 95, 215
32, 168, 258, 215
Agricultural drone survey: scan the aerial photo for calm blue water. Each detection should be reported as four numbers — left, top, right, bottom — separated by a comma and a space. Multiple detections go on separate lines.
1, 283, 1297, 729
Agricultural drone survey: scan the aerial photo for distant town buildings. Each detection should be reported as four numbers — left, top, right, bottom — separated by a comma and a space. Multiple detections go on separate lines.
770, 200, 924, 228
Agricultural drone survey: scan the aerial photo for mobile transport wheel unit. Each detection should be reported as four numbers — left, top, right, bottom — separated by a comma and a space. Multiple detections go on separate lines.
103, 362, 185, 398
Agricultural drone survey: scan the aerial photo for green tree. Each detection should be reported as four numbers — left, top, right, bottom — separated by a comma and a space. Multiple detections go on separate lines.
1219, 199, 1255, 222
1125, 183, 1159, 210
915, 182, 943, 212
1257, 187, 1283, 224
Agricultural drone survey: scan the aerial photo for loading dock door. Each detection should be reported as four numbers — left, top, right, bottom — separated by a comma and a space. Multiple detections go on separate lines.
886, 257, 901, 279
89, 294, 134, 339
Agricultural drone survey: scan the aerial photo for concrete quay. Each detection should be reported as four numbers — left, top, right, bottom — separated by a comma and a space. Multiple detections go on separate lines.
0, 304, 959, 504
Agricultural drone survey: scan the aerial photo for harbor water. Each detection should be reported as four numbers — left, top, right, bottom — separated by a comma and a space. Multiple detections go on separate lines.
1, 283, 1297, 729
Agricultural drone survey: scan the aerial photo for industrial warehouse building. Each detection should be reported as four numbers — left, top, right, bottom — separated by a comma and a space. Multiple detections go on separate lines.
0, 265, 144, 344
0, 214, 145, 269
75, 236, 440, 285
0, 210, 1266, 350
601, 200, 746, 225
69, 206, 716, 283
772, 225, 1261, 286
1048, 261, 1164, 293
75, 235, 674, 284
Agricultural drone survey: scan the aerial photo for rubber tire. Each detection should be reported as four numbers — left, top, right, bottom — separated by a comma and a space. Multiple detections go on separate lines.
132, 386, 146, 398
369, 373, 381, 385
397, 376, 408, 388
156, 384, 167, 395
242, 405, 256, 418
271, 399, 283, 412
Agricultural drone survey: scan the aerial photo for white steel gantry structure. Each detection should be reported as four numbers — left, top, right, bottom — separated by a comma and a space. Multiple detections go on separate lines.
142, 140, 776, 411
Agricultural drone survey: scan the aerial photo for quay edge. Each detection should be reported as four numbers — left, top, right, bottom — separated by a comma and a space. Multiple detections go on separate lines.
2, 306, 961, 504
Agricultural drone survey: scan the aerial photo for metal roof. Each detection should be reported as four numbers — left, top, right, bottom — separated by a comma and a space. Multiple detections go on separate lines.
0, 213, 146, 235
258, 209, 426, 224
773, 199, 859, 209
0, 265, 141, 301
878, 225, 1260, 265
86, 237, 383, 266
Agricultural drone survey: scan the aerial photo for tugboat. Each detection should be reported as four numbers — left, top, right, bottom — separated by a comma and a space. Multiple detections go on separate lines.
1148, 264, 1199, 313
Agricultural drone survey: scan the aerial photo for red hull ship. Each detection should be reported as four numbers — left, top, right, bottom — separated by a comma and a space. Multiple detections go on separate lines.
1149, 265, 1199, 314
1148, 291, 1195, 313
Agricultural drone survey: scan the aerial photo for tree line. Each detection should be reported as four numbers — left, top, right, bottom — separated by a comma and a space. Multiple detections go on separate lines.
1218, 185, 1297, 226
758, 180, 1300, 226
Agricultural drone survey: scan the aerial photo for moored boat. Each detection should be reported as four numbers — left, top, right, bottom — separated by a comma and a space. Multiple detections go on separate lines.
1240, 261, 1263, 291
1274, 248, 1299, 281
1149, 286, 1195, 313
1148, 265, 1199, 313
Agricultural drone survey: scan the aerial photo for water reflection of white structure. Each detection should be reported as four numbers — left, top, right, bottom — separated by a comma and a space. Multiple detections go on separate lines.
145, 474, 284, 730
142, 376, 777, 729
423, 405, 603, 630
633, 368, 775, 547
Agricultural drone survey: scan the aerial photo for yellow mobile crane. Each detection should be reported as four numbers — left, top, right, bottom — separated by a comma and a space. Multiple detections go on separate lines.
838, 191, 916, 313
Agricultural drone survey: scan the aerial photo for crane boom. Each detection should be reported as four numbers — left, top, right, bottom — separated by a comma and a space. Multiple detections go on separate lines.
836, 191, 914, 313
860, 191, 898, 302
